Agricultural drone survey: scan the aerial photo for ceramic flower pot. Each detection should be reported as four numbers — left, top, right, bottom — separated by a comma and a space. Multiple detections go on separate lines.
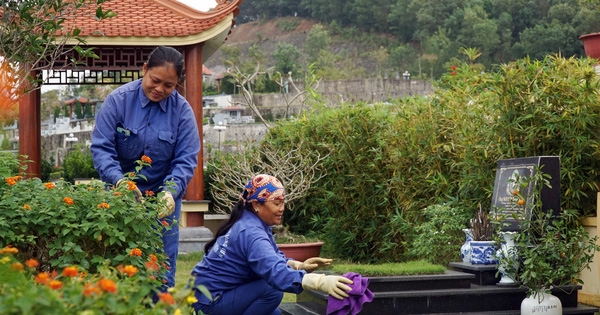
470, 241, 498, 264
277, 241, 324, 262
580, 33, 600, 61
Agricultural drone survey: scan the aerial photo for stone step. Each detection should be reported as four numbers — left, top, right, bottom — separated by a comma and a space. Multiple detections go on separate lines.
367, 269, 474, 292
448, 261, 501, 286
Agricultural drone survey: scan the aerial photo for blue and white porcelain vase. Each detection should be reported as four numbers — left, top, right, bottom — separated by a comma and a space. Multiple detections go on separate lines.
460, 228, 473, 263
470, 241, 498, 264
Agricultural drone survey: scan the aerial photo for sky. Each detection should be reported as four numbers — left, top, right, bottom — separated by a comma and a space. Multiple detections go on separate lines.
174, 0, 216, 12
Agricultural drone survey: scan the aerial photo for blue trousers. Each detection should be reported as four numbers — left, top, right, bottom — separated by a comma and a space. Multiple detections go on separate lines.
161, 197, 181, 289
193, 280, 284, 315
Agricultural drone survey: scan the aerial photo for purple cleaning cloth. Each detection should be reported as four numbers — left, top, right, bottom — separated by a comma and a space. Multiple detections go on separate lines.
326, 272, 374, 315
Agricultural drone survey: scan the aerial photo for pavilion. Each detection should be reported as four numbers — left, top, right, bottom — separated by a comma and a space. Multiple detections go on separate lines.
18, 0, 244, 226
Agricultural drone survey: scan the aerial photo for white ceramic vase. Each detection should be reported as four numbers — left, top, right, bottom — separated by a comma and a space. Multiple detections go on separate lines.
520, 291, 562, 315
497, 231, 518, 284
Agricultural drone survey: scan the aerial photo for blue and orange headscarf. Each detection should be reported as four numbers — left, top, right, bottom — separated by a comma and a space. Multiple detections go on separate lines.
241, 174, 285, 202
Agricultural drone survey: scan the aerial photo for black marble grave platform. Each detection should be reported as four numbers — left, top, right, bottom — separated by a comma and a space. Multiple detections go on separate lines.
279, 267, 599, 315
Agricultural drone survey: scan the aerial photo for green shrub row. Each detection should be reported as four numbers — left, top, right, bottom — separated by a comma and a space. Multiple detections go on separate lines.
247, 55, 600, 263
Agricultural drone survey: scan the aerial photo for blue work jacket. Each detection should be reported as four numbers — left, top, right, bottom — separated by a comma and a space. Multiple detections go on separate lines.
192, 211, 305, 304
90, 79, 200, 197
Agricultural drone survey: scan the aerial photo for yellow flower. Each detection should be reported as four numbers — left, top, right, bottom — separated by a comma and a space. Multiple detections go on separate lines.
187, 296, 198, 304
173, 309, 182, 315
0, 257, 10, 264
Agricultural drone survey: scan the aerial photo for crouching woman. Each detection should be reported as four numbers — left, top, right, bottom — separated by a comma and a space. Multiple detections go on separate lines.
190, 174, 352, 315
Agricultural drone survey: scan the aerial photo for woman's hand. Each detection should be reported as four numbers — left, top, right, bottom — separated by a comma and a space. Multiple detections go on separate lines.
302, 257, 333, 273
287, 257, 333, 273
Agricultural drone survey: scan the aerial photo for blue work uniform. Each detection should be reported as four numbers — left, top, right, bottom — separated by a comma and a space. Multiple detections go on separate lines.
90, 79, 200, 288
191, 210, 305, 315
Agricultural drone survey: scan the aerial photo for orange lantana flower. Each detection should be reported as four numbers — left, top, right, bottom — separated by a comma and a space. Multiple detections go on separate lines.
62, 266, 78, 277
121, 265, 139, 277
25, 258, 39, 268
129, 248, 142, 257
141, 155, 152, 164
113, 192, 121, 196
127, 181, 137, 191
158, 292, 175, 305
11, 262, 23, 271
0, 246, 18, 254
63, 197, 74, 205
145, 260, 160, 272
6, 177, 17, 185
98, 279, 117, 293
161, 220, 169, 226
49, 280, 63, 290
83, 283, 102, 296
23, 204, 30, 210
44, 182, 55, 189
97, 203, 110, 209
145, 190, 155, 196
35, 272, 51, 284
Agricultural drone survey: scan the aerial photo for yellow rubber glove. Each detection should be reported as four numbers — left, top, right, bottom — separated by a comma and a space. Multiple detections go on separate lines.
116, 178, 143, 202
301, 273, 353, 300
287, 258, 333, 273
302, 257, 333, 273
158, 191, 175, 219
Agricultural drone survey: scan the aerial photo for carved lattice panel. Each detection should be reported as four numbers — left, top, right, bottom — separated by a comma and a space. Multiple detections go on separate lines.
42, 46, 184, 85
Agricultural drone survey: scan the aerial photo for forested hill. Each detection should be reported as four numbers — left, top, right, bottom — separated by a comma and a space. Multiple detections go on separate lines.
207, 0, 600, 80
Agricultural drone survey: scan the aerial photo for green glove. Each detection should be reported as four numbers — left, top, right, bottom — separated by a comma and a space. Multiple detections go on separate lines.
301, 273, 353, 300
116, 178, 143, 202
287, 257, 333, 273
158, 191, 175, 219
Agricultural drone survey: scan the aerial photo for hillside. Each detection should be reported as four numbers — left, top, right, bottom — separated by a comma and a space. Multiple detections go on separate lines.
205, 17, 380, 77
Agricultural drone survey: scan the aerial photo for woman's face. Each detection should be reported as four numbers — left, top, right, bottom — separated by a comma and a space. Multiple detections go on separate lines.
141, 63, 178, 102
254, 200, 285, 226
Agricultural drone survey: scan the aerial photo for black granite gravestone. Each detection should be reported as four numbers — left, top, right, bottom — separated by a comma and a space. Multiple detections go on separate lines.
490, 156, 560, 231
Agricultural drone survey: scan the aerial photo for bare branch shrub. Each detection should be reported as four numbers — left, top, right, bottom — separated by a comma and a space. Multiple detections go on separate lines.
207, 141, 328, 214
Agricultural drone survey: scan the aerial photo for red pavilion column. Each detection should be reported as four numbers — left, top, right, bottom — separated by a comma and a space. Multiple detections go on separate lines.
183, 43, 206, 227
19, 77, 41, 179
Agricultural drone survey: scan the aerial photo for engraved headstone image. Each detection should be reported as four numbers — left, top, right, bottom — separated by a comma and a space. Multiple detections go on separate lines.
490, 156, 560, 231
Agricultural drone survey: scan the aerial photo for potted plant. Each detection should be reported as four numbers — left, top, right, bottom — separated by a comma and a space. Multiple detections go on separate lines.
495, 168, 600, 314
469, 205, 498, 264
579, 32, 600, 61
273, 225, 324, 262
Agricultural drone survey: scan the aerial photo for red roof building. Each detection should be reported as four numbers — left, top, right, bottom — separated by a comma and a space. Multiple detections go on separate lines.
20, 0, 244, 209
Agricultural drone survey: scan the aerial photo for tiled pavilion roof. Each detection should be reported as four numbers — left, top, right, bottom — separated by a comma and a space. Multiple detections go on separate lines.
58, 0, 242, 46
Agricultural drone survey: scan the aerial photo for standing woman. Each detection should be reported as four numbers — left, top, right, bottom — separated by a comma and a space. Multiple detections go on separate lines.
191, 174, 353, 315
91, 46, 201, 289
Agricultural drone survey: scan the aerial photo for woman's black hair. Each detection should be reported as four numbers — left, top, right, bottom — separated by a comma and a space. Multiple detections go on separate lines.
204, 189, 266, 253
146, 46, 185, 82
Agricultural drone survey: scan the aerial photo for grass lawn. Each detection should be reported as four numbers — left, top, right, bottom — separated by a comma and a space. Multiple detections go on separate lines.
175, 252, 204, 290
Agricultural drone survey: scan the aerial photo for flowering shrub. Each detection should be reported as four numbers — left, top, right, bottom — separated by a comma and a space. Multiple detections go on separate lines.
0, 154, 175, 274
0, 246, 202, 314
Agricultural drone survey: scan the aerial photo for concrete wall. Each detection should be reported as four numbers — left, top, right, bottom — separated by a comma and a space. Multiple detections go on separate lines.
202, 78, 433, 122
